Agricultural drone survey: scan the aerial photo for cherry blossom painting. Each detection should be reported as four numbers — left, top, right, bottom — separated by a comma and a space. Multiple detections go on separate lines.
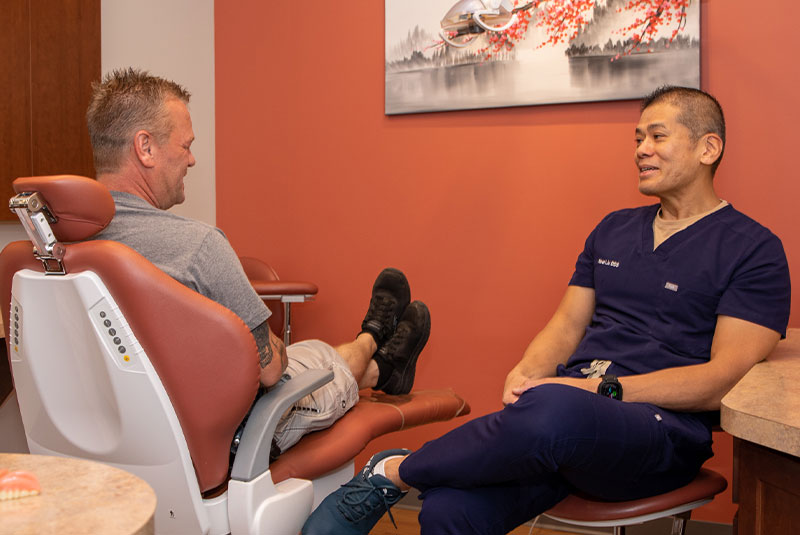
385, 0, 700, 114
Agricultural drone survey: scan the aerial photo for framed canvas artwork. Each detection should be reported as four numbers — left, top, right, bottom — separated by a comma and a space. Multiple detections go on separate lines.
385, 0, 700, 114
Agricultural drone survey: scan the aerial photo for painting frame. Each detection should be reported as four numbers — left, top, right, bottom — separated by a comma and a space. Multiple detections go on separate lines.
385, 0, 701, 115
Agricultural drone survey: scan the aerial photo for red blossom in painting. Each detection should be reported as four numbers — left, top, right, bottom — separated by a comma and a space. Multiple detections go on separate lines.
615, 0, 690, 56
452, 0, 692, 62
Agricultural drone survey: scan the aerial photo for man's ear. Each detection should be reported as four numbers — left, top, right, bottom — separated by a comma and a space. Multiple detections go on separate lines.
133, 130, 157, 168
699, 133, 723, 167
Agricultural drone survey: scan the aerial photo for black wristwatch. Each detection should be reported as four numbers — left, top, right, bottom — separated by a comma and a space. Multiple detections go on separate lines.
597, 374, 623, 400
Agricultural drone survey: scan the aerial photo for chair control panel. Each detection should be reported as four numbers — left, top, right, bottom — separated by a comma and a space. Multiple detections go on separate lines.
90, 299, 145, 373
9, 300, 22, 362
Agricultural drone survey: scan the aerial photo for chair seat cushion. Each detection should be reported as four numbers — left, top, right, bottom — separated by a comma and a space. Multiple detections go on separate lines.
270, 389, 470, 484
545, 468, 728, 522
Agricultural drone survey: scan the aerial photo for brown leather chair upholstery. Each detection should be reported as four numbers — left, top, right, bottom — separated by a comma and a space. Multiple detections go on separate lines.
543, 468, 728, 534
271, 389, 469, 485
1, 176, 259, 493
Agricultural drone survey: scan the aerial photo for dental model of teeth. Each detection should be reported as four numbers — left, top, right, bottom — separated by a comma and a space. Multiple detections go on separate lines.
0, 469, 41, 501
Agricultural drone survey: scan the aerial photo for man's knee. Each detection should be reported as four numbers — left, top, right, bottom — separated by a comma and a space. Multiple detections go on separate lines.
503, 383, 598, 439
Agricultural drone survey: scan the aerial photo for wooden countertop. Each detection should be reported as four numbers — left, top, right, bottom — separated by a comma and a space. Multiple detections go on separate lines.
721, 327, 800, 457
0, 453, 156, 535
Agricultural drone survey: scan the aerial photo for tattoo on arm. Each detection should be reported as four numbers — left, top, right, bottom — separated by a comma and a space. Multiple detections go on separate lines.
252, 321, 288, 371
253, 321, 273, 368
260, 343, 274, 369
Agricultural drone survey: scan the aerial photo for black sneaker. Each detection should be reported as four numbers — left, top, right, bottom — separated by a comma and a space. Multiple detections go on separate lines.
374, 301, 430, 395
360, 268, 410, 348
301, 448, 411, 535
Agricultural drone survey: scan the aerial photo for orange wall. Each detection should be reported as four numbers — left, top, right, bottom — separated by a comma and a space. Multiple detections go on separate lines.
215, 0, 800, 524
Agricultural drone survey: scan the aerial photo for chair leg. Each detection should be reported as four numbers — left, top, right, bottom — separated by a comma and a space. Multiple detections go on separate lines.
613, 526, 625, 535
670, 511, 691, 535
283, 302, 292, 346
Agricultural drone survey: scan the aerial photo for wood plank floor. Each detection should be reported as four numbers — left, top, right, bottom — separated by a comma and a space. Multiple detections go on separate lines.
371, 507, 574, 535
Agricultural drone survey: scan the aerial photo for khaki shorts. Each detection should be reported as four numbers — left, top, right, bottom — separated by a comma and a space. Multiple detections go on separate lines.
272, 339, 359, 453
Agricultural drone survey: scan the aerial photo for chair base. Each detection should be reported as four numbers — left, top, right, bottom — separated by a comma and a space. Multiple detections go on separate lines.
228, 470, 314, 535
539, 510, 691, 535
544, 498, 709, 529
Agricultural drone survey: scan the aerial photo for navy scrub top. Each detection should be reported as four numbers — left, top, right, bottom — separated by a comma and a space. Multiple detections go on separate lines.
564, 203, 791, 378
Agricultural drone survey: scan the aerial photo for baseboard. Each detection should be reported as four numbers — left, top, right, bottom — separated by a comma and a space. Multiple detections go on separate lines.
398, 491, 731, 534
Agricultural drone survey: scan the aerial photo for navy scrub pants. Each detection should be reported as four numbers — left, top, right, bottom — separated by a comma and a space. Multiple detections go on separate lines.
398, 383, 713, 535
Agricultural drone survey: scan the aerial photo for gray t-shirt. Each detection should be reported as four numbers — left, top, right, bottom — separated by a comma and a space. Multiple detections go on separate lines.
94, 191, 270, 331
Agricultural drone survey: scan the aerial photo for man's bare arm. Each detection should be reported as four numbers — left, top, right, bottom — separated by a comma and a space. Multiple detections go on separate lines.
502, 285, 595, 405
620, 316, 780, 410
513, 315, 780, 412
252, 321, 289, 387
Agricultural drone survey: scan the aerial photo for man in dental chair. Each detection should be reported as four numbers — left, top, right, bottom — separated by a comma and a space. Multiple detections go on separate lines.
85, 68, 430, 459
303, 86, 792, 535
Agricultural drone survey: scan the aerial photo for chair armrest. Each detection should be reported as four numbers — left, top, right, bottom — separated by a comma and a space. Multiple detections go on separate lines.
249, 280, 318, 302
230, 368, 333, 482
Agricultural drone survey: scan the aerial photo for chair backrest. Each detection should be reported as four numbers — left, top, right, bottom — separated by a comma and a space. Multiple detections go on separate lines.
0, 176, 261, 531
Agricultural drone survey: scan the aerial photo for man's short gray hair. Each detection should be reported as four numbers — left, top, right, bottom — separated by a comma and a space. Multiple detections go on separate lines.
87, 68, 191, 175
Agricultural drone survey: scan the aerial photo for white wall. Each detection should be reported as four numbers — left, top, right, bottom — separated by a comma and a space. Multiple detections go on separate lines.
101, 0, 216, 225
0, 0, 217, 249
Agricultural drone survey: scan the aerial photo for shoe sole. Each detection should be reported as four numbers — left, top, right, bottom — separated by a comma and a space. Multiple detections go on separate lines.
395, 303, 430, 395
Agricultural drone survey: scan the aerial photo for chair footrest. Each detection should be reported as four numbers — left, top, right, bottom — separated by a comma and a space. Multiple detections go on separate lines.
269, 389, 470, 484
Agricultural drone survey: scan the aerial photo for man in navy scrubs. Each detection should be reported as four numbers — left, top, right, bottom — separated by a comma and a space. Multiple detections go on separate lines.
302, 86, 792, 535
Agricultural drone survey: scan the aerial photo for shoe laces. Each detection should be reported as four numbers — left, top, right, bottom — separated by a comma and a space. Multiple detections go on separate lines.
336, 475, 400, 528
378, 322, 412, 361
367, 294, 397, 332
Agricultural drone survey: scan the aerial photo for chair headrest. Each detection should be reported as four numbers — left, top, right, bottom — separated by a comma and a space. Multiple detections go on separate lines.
13, 175, 115, 242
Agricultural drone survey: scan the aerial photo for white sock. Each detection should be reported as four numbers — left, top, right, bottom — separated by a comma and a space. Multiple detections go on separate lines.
372, 455, 405, 478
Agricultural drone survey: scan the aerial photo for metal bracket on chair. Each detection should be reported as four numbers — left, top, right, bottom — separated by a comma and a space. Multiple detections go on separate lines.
9, 192, 66, 275
259, 293, 316, 346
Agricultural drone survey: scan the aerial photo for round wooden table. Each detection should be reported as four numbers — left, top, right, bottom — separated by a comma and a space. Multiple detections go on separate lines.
0, 453, 156, 535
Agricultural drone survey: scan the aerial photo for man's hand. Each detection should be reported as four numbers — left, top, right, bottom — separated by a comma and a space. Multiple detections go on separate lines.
501, 286, 596, 406
505, 375, 600, 405
502, 368, 531, 406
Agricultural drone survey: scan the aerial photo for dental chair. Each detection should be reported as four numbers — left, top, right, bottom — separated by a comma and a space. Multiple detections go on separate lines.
0, 175, 470, 535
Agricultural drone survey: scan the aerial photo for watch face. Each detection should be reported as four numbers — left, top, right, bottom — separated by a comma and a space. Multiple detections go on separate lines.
602, 383, 621, 399
599, 376, 622, 400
